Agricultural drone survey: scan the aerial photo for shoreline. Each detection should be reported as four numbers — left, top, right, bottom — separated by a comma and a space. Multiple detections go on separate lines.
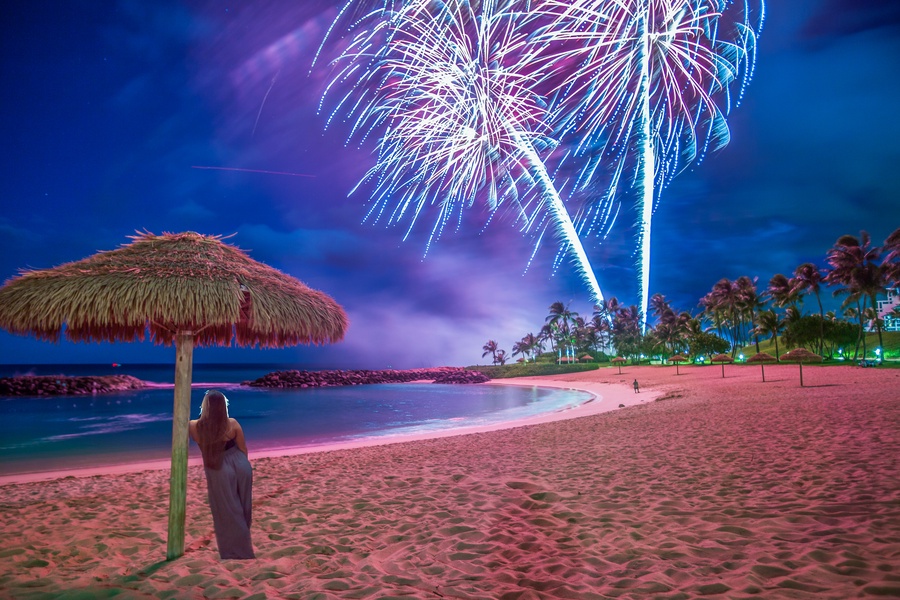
1, 365, 898, 597
0, 376, 655, 486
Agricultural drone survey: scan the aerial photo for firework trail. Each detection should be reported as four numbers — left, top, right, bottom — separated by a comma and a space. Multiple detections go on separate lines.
536, 0, 764, 328
315, 0, 607, 304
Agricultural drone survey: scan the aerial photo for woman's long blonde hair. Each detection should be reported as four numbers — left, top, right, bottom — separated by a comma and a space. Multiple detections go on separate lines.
196, 390, 230, 470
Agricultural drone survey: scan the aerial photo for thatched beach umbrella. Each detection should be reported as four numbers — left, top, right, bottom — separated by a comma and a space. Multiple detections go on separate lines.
669, 354, 689, 375
711, 353, 734, 378
580, 354, 594, 362
746, 351, 777, 382
0, 231, 348, 560
612, 356, 627, 374
780, 347, 823, 387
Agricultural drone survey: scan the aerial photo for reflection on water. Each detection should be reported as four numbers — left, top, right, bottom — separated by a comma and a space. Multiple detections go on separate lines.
0, 383, 591, 475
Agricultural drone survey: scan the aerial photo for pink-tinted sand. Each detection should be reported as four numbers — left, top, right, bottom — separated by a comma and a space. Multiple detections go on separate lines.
1, 363, 899, 599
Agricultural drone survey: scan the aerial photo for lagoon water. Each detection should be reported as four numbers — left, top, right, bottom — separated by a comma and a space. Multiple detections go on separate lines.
0, 364, 592, 475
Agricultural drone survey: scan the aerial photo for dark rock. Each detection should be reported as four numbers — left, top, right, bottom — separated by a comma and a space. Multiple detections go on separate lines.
244, 367, 490, 388
0, 375, 147, 397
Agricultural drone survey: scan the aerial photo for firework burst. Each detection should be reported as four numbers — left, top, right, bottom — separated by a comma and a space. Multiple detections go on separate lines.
537, 0, 764, 326
317, 0, 607, 303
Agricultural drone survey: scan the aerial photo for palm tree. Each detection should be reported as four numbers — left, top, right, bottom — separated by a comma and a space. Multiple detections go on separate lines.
482, 340, 499, 365
767, 273, 801, 310
590, 313, 612, 354
755, 309, 784, 360
539, 323, 555, 354
648, 293, 678, 358
652, 320, 677, 358
863, 306, 880, 339
681, 314, 704, 346
707, 278, 750, 352
735, 276, 762, 355
781, 305, 808, 350
531, 332, 545, 360
547, 301, 578, 331
649, 293, 673, 322
523, 332, 541, 362
699, 290, 727, 342
511, 340, 528, 363
592, 298, 619, 352
546, 301, 579, 361
495, 349, 509, 366
791, 263, 826, 354
597, 297, 621, 318
825, 231, 887, 353
611, 305, 643, 361
513, 332, 542, 363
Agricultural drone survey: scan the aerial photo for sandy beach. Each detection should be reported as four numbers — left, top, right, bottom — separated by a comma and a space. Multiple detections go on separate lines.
2, 363, 899, 599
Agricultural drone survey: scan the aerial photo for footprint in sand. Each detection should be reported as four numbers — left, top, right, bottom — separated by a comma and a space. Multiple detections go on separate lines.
505, 481, 541, 492
186, 535, 213, 552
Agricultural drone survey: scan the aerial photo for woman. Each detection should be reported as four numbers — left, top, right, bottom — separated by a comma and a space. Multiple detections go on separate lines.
189, 390, 255, 559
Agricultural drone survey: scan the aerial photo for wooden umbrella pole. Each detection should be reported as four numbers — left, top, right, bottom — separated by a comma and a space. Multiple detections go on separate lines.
167, 332, 194, 561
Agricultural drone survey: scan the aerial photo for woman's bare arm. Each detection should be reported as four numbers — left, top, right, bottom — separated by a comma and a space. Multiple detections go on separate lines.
230, 418, 249, 455
188, 420, 198, 444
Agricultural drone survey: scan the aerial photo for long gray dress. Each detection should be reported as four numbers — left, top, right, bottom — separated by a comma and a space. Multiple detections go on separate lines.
204, 442, 255, 559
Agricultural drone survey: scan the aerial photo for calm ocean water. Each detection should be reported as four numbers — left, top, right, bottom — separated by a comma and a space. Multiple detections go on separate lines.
0, 364, 592, 475
0, 362, 296, 384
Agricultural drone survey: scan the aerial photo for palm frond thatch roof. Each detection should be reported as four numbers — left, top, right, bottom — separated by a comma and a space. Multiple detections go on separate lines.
669, 354, 689, 363
779, 348, 823, 363
710, 354, 734, 363
611, 356, 628, 363
0, 231, 348, 348
746, 352, 777, 363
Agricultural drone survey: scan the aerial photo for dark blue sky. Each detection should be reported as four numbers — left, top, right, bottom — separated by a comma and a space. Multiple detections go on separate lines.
2, 1, 899, 368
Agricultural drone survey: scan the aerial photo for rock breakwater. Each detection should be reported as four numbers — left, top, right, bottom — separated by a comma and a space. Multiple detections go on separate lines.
0, 375, 147, 397
244, 367, 489, 388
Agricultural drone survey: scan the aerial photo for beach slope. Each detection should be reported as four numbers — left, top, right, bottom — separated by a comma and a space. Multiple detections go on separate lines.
1, 364, 899, 598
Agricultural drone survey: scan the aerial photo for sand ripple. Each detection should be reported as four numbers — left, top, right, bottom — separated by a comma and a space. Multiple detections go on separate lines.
1, 364, 899, 598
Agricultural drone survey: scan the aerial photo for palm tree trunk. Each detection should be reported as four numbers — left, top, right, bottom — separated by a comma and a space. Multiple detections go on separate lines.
750, 307, 760, 353
167, 332, 194, 561
739, 312, 747, 351
773, 333, 779, 361
871, 293, 884, 351
815, 292, 825, 355
731, 308, 739, 355
857, 297, 867, 359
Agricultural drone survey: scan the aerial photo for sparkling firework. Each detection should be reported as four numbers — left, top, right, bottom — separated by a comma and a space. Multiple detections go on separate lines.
316, 0, 607, 303
538, 0, 764, 327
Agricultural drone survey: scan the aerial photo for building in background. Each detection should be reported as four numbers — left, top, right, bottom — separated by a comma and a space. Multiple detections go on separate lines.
878, 288, 900, 332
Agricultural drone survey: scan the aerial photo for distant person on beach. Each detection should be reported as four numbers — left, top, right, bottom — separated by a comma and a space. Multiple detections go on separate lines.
189, 390, 255, 559
633, 379, 640, 393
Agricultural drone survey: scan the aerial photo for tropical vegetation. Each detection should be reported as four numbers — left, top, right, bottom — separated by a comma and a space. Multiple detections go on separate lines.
481, 228, 900, 365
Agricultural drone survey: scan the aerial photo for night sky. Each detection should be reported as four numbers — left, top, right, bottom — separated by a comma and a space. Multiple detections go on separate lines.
2, 1, 899, 369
